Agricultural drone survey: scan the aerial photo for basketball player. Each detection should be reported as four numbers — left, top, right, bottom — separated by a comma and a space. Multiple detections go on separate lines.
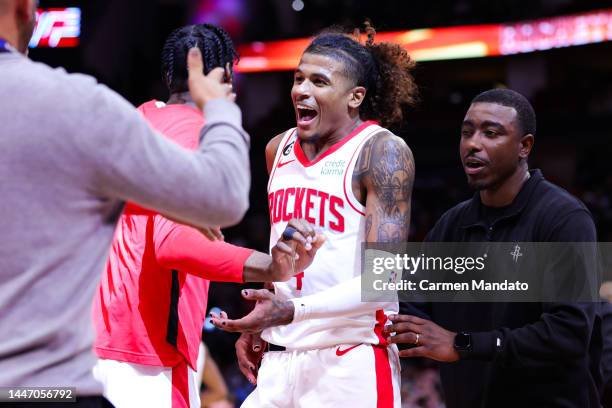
213, 25, 417, 407
92, 25, 324, 408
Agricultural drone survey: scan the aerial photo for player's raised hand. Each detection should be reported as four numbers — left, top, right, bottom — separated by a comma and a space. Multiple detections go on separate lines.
235, 332, 266, 384
271, 219, 326, 281
210, 289, 294, 333
187, 47, 235, 110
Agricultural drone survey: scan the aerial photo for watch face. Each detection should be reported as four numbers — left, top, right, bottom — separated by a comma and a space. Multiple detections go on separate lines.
455, 332, 471, 350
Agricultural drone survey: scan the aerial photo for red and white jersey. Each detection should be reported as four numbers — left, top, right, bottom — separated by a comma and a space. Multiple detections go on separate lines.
264, 121, 398, 350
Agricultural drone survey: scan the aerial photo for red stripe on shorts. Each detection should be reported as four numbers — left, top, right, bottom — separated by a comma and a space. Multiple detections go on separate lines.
373, 309, 388, 346
373, 309, 393, 407
373, 345, 393, 408
171, 360, 189, 408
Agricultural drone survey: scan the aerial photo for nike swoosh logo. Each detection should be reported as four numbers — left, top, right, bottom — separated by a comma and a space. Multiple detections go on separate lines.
335, 344, 361, 356
277, 160, 295, 168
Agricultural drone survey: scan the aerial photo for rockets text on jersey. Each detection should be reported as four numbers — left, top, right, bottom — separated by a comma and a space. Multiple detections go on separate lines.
268, 187, 345, 232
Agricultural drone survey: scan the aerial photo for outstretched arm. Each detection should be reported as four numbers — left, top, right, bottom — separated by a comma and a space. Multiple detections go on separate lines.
155, 217, 324, 282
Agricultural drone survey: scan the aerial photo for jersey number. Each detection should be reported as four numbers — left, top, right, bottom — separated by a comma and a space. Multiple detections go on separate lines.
295, 272, 304, 290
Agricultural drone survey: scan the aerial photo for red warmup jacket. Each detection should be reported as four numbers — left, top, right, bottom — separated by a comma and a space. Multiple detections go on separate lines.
93, 100, 253, 369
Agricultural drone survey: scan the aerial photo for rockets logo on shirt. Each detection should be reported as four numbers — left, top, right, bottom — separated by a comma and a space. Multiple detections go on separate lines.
268, 187, 345, 232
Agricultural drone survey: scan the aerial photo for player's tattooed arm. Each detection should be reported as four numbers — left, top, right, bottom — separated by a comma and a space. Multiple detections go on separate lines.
354, 132, 415, 243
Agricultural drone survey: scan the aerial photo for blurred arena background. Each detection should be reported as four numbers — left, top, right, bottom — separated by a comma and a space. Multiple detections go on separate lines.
30, 1, 612, 406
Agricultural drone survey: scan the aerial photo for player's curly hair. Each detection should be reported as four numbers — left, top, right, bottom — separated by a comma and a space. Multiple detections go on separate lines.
161, 24, 239, 94
303, 22, 417, 129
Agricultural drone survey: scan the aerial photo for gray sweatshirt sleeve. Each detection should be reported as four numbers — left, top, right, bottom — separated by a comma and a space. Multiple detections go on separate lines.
75, 81, 250, 228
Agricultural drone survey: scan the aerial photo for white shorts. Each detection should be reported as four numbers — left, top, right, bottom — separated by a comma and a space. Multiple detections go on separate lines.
93, 358, 200, 408
242, 343, 401, 408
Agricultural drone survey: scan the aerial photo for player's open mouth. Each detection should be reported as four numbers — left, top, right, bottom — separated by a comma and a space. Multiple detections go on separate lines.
464, 157, 487, 175
296, 105, 318, 126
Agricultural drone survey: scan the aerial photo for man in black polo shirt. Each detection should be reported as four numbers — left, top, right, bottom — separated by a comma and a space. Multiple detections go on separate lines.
386, 89, 603, 407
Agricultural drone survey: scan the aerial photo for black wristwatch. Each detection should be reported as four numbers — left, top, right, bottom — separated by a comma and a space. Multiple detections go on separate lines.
453, 332, 472, 359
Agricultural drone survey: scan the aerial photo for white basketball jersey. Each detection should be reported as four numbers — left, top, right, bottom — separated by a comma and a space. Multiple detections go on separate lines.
263, 121, 398, 350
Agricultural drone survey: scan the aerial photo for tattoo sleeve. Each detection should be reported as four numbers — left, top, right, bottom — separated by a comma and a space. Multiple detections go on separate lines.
354, 132, 415, 243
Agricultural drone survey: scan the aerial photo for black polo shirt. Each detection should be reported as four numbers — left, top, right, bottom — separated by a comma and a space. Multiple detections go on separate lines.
409, 169, 603, 408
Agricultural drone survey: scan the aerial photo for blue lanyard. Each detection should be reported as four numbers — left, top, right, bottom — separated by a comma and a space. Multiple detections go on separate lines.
0, 38, 12, 53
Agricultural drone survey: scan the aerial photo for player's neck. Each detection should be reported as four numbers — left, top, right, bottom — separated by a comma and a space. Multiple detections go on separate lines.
167, 91, 196, 107
301, 117, 363, 159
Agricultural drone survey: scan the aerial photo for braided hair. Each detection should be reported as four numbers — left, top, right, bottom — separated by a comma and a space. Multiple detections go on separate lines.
161, 24, 239, 94
303, 22, 417, 129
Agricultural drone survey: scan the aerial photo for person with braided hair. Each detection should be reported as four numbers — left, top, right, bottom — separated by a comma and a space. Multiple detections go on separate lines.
161, 23, 238, 99
211, 24, 417, 407
92, 24, 325, 408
